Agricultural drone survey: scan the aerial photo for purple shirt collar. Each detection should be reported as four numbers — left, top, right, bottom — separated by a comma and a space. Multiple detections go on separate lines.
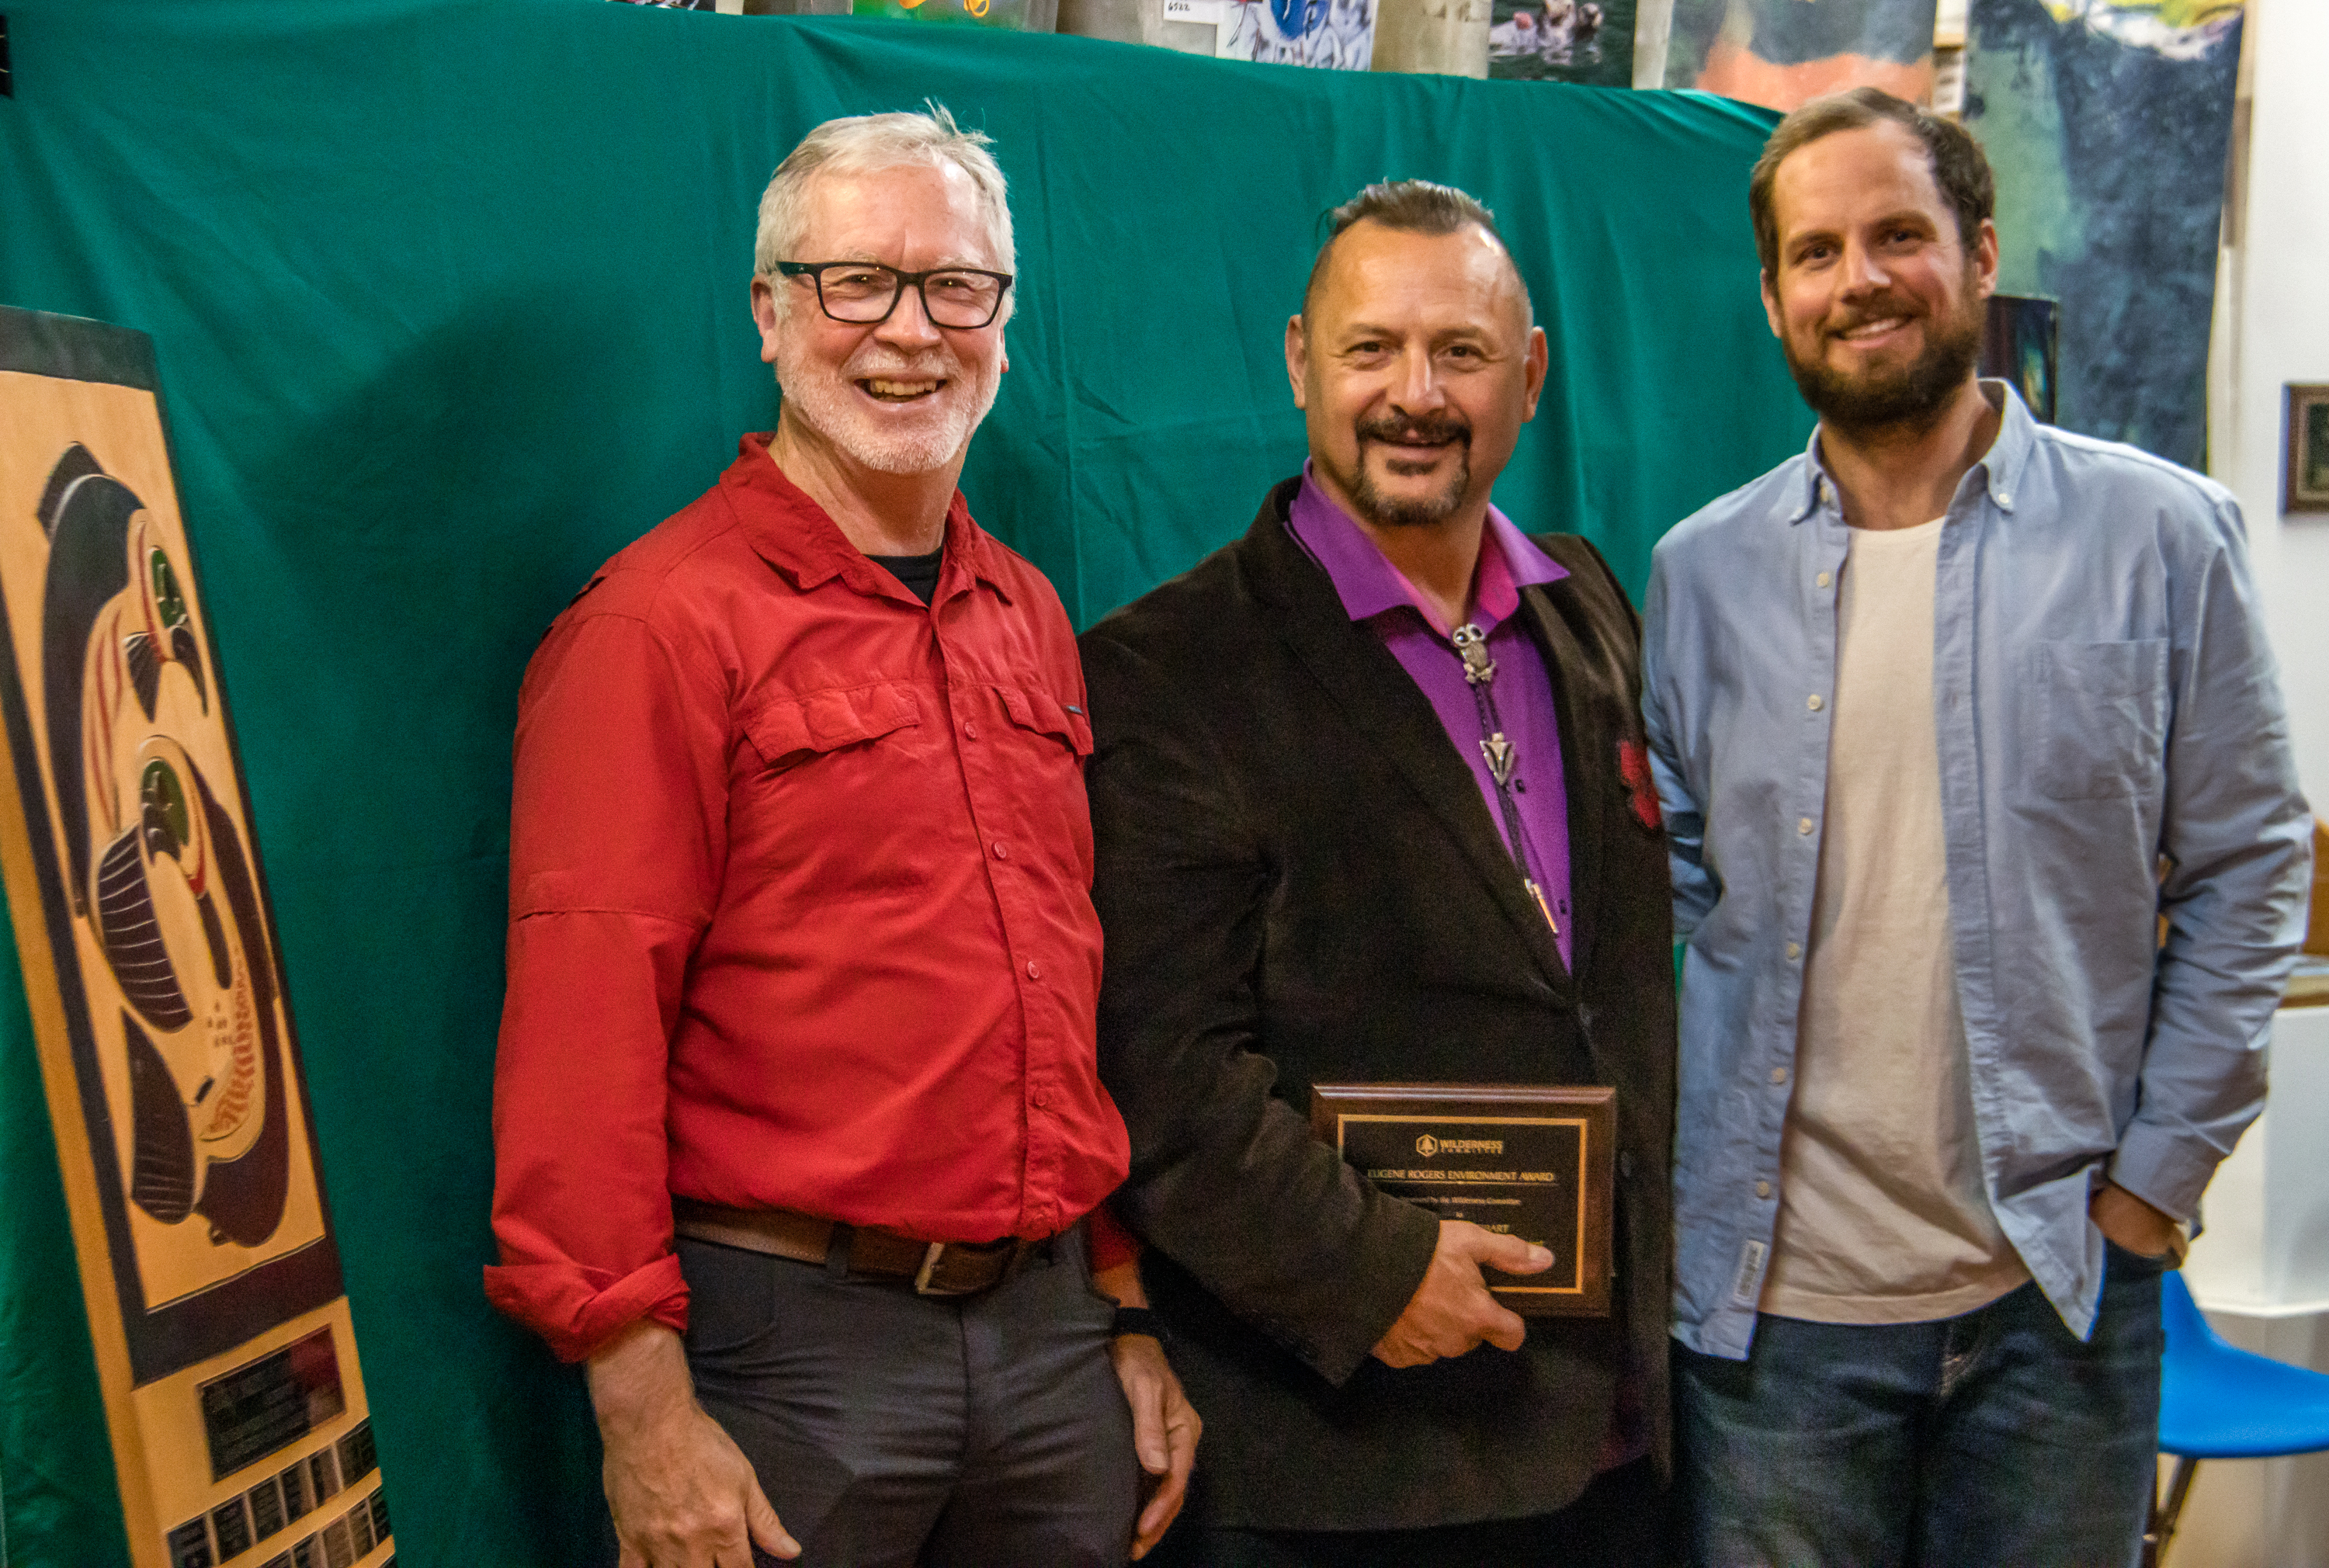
1286, 463, 1567, 632
1282, 462, 1576, 974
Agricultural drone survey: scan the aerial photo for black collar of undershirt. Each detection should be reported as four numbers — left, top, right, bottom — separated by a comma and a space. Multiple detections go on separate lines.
866, 545, 945, 605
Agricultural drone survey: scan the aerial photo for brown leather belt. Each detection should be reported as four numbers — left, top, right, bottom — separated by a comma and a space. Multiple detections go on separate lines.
672, 1199, 1043, 1297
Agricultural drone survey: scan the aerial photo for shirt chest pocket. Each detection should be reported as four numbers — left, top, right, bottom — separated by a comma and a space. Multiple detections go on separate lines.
2022, 639, 2168, 801
742, 682, 922, 772
987, 686, 1095, 871
996, 685, 1094, 761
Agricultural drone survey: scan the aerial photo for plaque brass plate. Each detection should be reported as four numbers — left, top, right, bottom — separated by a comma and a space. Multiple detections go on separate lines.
1311, 1082, 1615, 1316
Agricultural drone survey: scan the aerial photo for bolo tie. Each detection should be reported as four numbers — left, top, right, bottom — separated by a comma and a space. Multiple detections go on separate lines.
1451, 623, 1559, 937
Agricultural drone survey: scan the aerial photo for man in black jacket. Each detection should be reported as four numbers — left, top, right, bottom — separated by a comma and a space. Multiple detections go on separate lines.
1081, 181, 1675, 1566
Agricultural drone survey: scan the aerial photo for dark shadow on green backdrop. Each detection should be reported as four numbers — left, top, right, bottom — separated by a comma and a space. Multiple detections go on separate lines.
0, 3, 1802, 1563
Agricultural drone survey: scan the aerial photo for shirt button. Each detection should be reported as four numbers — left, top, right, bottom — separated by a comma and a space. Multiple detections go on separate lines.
1807, 694, 1824, 712
1770, 1067, 1789, 1085
1816, 571, 1831, 588
1033, 1088, 1052, 1109
965, 720, 980, 740
992, 841, 1010, 860
1026, 958, 1042, 980
1756, 1180, 1772, 1199
1797, 817, 1814, 836
1785, 941, 1801, 960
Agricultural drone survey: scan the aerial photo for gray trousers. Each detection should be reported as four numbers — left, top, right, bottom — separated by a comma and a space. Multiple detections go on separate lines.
677, 1226, 1140, 1567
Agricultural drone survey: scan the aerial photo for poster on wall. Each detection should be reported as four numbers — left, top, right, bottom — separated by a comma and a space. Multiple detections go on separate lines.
1963, 0, 2241, 470
1487, 0, 1637, 87
1663, 0, 1938, 109
1214, 0, 1380, 68
0, 306, 392, 1568
850, 0, 1059, 29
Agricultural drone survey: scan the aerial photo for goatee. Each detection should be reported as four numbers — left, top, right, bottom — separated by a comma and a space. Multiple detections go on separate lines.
1789, 290, 1985, 439
772, 342, 998, 476
1347, 411, 1473, 529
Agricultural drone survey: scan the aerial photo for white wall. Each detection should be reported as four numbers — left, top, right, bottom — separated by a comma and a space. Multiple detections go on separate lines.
2175, 18, 2329, 1562
2216, 0, 2329, 811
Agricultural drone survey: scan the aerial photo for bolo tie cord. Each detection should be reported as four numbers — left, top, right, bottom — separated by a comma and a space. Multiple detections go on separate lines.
1451, 623, 1558, 935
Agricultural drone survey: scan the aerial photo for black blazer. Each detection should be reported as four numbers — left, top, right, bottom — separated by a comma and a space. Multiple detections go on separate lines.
1081, 479, 1676, 1533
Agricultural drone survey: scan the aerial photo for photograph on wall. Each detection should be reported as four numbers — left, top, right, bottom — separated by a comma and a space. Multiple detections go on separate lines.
2289, 385, 2329, 515
1217, 0, 1379, 68
0, 307, 346, 1386
1664, 0, 1938, 109
1963, 0, 2243, 470
1487, 0, 1636, 85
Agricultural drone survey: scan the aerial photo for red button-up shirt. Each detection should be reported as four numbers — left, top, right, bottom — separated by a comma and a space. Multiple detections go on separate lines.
486, 438, 1130, 1362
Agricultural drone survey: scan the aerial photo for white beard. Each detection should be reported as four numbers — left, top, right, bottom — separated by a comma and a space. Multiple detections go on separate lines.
773, 335, 1002, 476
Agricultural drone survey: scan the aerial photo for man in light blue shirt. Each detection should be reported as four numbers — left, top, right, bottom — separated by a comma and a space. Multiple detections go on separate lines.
1643, 87, 2310, 1567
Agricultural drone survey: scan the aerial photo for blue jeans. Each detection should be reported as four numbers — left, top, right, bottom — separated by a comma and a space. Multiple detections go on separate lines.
1674, 1244, 2165, 1568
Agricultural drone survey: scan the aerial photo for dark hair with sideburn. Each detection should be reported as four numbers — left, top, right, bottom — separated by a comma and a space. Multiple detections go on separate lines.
1300, 180, 1523, 320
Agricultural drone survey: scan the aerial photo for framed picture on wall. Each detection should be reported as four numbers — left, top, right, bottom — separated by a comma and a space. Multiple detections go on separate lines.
1980, 295, 2059, 426
2289, 383, 2329, 515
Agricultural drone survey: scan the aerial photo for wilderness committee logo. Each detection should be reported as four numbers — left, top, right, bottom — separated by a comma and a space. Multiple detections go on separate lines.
1414, 1135, 1504, 1157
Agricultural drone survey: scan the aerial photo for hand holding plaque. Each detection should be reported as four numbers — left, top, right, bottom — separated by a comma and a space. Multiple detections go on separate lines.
1313, 1083, 1615, 1317
1371, 1221, 1550, 1366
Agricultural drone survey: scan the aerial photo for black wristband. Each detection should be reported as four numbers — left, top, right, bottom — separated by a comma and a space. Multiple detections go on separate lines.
1112, 1306, 1167, 1341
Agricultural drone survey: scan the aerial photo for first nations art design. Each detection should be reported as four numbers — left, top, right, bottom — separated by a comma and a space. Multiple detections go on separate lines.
0, 306, 392, 1568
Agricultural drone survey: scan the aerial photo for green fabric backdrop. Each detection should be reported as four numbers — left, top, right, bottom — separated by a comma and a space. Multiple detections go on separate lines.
0, 4, 1802, 1562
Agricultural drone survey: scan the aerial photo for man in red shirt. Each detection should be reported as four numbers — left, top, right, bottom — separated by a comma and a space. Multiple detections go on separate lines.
487, 106, 1196, 1567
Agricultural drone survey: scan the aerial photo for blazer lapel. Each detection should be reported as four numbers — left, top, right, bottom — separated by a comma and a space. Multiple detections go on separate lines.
1240, 486, 1572, 995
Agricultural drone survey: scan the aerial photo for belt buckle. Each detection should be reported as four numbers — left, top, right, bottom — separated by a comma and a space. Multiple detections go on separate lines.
913, 1240, 949, 1296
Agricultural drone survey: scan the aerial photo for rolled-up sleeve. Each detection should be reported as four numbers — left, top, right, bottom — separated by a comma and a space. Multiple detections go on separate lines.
484, 599, 728, 1362
1085, 1202, 1142, 1275
2112, 498, 2311, 1222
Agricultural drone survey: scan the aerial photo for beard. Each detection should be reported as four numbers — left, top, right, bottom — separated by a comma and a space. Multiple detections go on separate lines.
1787, 284, 1985, 438
773, 337, 1002, 477
1334, 411, 1474, 529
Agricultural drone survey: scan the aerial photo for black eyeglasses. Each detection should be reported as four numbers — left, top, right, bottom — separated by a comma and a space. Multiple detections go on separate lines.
775, 261, 1015, 330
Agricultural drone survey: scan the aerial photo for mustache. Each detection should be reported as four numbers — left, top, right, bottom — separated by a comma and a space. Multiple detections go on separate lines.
845, 348, 956, 379
1827, 294, 1923, 335
1356, 412, 1471, 449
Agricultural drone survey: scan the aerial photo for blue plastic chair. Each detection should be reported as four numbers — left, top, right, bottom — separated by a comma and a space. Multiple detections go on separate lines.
2145, 1271, 2329, 1565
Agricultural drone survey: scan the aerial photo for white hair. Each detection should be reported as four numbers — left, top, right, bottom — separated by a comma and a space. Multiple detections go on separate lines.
753, 103, 1015, 325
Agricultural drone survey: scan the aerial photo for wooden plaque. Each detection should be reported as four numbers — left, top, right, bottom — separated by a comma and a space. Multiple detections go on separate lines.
1311, 1081, 1615, 1316
0, 307, 393, 1567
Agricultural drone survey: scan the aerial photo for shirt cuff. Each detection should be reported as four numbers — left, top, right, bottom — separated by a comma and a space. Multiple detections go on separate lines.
2105, 1126, 2223, 1226
1086, 1202, 1143, 1275
483, 1252, 690, 1363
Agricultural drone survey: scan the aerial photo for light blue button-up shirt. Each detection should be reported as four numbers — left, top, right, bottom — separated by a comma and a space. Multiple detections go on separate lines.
1643, 383, 2312, 1359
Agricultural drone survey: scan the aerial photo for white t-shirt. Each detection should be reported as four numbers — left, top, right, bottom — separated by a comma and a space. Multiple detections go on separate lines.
1761, 517, 2030, 1323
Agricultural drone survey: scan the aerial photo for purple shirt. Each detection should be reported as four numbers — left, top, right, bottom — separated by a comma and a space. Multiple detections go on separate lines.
1289, 470, 1645, 1470
1286, 468, 1574, 971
